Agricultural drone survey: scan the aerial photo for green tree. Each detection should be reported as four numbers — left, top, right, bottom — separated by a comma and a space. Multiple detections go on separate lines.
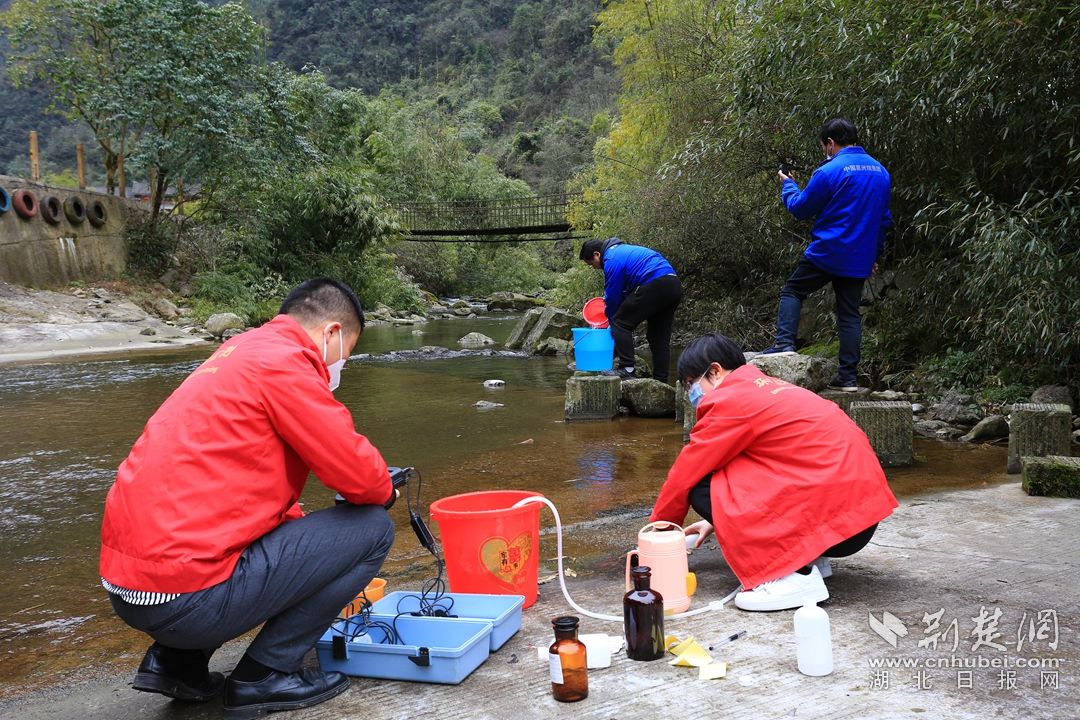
4, 0, 296, 223
4, 0, 130, 192
580, 0, 1080, 380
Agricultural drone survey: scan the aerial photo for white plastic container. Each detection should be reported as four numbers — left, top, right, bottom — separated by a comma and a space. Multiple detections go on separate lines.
793, 601, 833, 676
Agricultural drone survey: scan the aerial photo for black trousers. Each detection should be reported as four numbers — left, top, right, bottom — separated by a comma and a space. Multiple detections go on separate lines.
611, 274, 683, 381
688, 474, 877, 559
110, 503, 394, 672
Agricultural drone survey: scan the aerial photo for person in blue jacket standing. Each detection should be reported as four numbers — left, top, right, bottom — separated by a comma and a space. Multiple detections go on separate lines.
579, 237, 682, 382
760, 118, 892, 392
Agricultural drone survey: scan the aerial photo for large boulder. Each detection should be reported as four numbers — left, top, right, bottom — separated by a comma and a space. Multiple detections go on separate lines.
205, 312, 245, 339
1031, 385, 1074, 412
458, 332, 496, 347
748, 352, 837, 392
367, 304, 394, 322
960, 415, 1009, 443
151, 297, 180, 321
931, 390, 984, 426
521, 307, 577, 354
620, 378, 676, 418
505, 307, 543, 350
487, 292, 546, 312
535, 338, 573, 356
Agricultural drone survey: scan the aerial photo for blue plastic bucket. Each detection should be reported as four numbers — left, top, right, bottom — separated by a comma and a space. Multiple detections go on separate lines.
571, 327, 614, 371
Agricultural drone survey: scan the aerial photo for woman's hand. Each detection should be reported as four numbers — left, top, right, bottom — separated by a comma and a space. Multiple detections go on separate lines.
684, 520, 714, 549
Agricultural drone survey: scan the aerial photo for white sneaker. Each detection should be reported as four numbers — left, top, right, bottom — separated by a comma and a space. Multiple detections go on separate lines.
734, 565, 829, 612
812, 557, 833, 579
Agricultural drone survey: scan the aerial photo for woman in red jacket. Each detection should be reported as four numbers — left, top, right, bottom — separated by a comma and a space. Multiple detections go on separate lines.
650, 333, 897, 611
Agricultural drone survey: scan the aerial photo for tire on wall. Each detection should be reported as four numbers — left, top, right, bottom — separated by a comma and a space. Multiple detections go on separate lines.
0, 187, 11, 214
87, 199, 108, 227
63, 196, 87, 224
12, 189, 38, 219
40, 195, 62, 225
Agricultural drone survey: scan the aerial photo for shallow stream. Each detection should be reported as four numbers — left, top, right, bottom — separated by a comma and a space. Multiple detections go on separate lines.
0, 315, 1007, 697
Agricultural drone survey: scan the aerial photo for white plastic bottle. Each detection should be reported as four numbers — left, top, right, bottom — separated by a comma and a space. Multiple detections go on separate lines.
793, 601, 833, 676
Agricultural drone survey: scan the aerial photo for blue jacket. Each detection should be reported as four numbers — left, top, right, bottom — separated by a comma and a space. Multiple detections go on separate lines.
599, 237, 676, 320
781, 146, 892, 278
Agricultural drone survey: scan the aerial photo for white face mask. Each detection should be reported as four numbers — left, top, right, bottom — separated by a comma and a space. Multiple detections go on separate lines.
323, 328, 345, 392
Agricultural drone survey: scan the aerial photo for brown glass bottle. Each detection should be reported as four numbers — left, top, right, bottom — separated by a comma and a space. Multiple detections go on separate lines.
549, 615, 588, 702
624, 565, 665, 661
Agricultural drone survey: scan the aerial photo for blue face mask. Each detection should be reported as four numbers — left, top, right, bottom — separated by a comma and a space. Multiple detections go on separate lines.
688, 381, 704, 409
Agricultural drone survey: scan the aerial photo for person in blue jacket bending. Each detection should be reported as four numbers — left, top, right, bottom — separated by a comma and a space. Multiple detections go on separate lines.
760, 118, 893, 392
579, 237, 682, 382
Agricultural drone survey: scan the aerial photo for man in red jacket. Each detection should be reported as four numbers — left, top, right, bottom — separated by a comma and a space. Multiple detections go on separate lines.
651, 333, 897, 611
100, 278, 395, 718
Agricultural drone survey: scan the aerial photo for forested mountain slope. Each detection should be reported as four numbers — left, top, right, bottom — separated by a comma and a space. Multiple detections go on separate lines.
0, 0, 616, 193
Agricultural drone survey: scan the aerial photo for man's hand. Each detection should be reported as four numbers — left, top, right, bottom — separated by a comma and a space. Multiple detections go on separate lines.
383, 488, 400, 510
778, 170, 792, 183
684, 520, 714, 549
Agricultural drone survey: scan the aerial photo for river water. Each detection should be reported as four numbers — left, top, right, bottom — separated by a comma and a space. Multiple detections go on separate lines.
0, 315, 1007, 698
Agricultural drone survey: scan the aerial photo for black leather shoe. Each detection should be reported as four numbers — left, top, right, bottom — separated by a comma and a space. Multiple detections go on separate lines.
132, 643, 224, 702
224, 668, 350, 719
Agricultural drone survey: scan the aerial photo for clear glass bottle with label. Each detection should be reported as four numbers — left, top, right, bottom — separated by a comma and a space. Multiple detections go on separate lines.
624, 565, 665, 660
549, 615, 588, 702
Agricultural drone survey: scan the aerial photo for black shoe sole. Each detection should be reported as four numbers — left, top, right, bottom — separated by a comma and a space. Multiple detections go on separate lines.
133, 671, 224, 702
223, 676, 350, 720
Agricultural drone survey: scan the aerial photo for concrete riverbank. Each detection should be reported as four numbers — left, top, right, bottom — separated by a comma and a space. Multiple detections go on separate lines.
1, 481, 1075, 720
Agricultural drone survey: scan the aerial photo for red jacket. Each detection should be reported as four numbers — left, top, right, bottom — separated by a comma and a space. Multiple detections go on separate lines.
100, 314, 391, 594
650, 364, 897, 589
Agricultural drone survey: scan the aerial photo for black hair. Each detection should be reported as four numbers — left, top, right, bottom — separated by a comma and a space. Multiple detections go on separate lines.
579, 238, 604, 261
818, 118, 859, 147
677, 333, 746, 386
279, 277, 365, 334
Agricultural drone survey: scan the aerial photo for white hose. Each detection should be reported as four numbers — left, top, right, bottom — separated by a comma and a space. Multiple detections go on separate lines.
512, 496, 738, 622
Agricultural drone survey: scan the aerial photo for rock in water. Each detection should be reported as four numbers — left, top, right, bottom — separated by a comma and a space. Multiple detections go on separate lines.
620, 378, 676, 418
931, 390, 984, 426
474, 400, 504, 410
521, 307, 577, 354
960, 415, 1009, 443
504, 308, 543, 350
483, 379, 505, 388
458, 332, 495, 347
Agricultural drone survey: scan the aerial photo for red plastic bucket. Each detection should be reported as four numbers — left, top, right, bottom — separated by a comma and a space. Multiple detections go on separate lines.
430, 490, 543, 608
582, 297, 608, 329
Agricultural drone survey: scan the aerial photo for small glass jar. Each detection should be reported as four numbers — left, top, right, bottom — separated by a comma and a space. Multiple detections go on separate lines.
549, 615, 588, 702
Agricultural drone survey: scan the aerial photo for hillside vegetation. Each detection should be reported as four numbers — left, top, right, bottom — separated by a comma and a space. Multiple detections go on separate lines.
2, 0, 1077, 394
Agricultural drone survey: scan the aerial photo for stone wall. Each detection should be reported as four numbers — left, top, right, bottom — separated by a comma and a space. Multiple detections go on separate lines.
0, 175, 131, 288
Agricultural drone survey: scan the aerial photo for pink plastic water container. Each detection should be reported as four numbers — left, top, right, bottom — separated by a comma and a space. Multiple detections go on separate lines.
625, 521, 697, 614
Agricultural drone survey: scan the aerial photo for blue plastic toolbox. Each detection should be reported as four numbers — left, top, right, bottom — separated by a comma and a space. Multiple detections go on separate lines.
370, 591, 525, 651
315, 613, 492, 685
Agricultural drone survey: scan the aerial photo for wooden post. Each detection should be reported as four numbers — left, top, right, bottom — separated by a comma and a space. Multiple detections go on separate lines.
29, 131, 40, 181
76, 143, 86, 189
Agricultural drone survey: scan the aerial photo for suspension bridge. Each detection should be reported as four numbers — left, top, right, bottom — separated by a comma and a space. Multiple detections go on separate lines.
393, 192, 586, 242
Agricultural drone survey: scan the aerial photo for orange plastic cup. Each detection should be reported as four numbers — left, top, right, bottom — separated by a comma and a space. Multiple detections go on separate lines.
341, 577, 387, 617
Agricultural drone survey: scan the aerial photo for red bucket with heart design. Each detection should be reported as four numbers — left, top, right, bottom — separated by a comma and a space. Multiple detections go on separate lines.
430, 490, 543, 608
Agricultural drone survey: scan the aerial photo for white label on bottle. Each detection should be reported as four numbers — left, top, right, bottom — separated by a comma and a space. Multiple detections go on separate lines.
549, 652, 564, 684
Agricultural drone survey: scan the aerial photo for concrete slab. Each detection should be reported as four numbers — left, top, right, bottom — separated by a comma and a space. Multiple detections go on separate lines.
1, 482, 1076, 720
